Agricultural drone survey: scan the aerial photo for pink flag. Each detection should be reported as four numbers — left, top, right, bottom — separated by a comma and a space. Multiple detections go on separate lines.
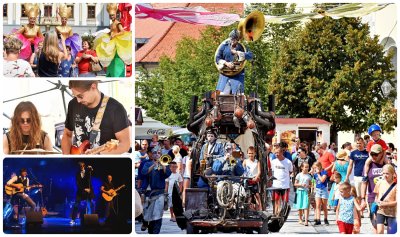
135, 3, 240, 26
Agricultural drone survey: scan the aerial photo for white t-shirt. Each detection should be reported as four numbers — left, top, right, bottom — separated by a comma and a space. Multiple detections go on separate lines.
165, 172, 183, 194
3, 59, 35, 77
271, 158, 293, 189
295, 172, 312, 191
182, 156, 190, 178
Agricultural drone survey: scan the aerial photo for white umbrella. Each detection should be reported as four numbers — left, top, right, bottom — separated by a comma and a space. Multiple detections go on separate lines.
172, 127, 191, 135
135, 117, 173, 140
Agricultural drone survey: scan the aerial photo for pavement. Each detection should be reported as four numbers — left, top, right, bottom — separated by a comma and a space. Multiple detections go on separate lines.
135, 185, 377, 234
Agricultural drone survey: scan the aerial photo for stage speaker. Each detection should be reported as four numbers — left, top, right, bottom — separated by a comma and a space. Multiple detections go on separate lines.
26, 211, 43, 225
83, 214, 99, 226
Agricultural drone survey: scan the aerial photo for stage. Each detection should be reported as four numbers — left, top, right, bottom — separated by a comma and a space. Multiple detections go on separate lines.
4, 217, 132, 234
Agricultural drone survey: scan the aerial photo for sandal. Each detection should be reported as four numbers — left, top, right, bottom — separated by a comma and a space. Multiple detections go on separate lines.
298, 220, 304, 225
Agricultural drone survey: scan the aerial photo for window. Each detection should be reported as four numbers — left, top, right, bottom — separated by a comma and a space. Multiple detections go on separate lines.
3, 4, 7, 17
67, 5, 74, 18
87, 5, 95, 19
21, 4, 26, 17
44, 5, 52, 17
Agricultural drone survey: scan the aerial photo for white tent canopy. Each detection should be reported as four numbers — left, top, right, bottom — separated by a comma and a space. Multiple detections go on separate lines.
135, 117, 173, 140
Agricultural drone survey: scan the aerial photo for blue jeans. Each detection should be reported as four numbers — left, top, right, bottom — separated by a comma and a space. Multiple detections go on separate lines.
148, 218, 162, 234
79, 72, 96, 77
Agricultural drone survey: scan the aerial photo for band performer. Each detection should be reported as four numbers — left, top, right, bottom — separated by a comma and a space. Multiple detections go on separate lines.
70, 162, 94, 226
215, 29, 253, 95
6, 168, 37, 222
3, 101, 53, 154
61, 80, 131, 154
101, 175, 115, 220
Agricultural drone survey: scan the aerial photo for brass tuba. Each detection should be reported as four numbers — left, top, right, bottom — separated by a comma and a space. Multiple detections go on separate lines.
159, 154, 172, 166
214, 10, 265, 77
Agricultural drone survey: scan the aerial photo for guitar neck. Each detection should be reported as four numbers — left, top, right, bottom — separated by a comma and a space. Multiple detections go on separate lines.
115, 185, 125, 192
86, 144, 107, 155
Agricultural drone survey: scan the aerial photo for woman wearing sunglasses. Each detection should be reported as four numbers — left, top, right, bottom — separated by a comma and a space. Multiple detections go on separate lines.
3, 101, 53, 154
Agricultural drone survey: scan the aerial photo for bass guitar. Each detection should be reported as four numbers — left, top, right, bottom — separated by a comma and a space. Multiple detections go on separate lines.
102, 184, 126, 202
70, 139, 119, 155
5, 184, 43, 196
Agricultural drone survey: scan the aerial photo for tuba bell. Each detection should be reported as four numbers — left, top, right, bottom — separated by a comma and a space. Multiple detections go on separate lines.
214, 10, 265, 77
159, 154, 172, 166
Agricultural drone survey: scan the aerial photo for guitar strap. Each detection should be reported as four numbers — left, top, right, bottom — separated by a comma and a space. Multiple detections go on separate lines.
89, 96, 110, 146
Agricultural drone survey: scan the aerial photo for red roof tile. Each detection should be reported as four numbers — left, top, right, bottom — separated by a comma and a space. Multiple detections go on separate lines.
276, 118, 331, 125
136, 3, 244, 63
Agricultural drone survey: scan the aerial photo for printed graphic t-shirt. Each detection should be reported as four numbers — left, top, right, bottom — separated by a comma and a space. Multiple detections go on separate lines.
65, 93, 129, 148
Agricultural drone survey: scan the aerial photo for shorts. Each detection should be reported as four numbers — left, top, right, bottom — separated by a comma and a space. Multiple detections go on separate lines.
167, 193, 173, 208
353, 176, 363, 197
337, 220, 354, 234
376, 213, 397, 234
315, 187, 329, 199
273, 189, 289, 202
368, 202, 377, 228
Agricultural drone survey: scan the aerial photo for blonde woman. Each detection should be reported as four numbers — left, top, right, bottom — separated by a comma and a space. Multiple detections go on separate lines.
373, 164, 397, 234
38, 31, 68, 77
172, 145, 183, 175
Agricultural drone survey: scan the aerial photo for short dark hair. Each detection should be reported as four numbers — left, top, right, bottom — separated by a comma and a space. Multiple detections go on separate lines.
388, 143, 395, 151
169, 161, 177, 165
66, 45, 72, 51
20, 168, 27, 174
298, 147, 307, 153
69, 80, 98, 90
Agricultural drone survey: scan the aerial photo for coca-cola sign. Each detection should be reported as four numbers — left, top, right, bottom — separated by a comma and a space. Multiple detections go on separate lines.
147, 129, 167, 135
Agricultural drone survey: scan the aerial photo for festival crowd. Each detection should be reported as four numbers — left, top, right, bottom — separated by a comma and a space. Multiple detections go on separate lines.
135, 124, 397, 234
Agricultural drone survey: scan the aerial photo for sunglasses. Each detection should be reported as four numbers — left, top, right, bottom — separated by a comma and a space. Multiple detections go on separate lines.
20, 118, 32, 124
370, 152, 379, 157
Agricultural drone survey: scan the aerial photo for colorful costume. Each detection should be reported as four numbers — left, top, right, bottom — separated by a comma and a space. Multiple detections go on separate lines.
12, 4, 43, 60
94, 3, 132, 77
56, 4, 82, 58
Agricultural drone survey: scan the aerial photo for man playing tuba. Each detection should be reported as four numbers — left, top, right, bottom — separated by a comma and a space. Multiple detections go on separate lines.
215, 29, 253, 95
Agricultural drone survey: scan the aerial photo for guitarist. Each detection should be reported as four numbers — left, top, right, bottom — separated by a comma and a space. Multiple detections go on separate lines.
6, 168, 36, 222
61, 80, 131, 154
70, 162, 94, 226
101, 175, 115, 220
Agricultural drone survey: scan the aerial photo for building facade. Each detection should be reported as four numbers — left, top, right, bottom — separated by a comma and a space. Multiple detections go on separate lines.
3, 3, 112, 35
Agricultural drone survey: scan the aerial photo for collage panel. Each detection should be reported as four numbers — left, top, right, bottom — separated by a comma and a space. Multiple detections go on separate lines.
3, 3, 132, 78
3, 79, 133, 155
135, 2, 397, 235
3, 157, 132, 234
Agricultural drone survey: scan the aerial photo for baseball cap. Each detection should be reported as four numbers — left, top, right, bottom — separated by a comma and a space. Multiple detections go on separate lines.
370, 144, 383, 154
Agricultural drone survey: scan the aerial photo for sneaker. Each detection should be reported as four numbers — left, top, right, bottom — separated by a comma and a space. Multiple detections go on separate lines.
141, 223, 148, 231
324, 219, 329, 225
69, 220, 76, 226
314, 219, 321, 226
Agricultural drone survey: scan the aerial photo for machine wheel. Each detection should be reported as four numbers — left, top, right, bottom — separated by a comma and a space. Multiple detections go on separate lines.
186, 222, 199, 234
259, 220, 269, 234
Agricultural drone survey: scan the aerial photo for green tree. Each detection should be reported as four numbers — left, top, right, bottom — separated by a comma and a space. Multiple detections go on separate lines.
269, 16, 396, 140
136, 26, 234, 126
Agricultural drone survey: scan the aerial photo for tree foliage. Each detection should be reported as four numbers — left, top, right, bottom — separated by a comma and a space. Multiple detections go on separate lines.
269, 16, 396, 135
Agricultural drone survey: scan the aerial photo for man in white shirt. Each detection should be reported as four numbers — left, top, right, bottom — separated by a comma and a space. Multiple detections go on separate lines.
271, 142, 293, 215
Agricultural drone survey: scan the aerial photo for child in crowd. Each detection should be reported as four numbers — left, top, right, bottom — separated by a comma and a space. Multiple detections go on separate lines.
150, 134, 160, 149
351, 186, 361, 234
336, 182, 362, 234
165, 162, 183, 222
243, 146, 262, 211
328, 172, 342, 212
311, 161, 329, 225
373, 164, 397, 234
293, 163, 312, 226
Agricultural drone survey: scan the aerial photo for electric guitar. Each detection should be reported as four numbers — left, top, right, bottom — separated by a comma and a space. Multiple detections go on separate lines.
5, 184, 43, 196
70, 139, 119, 155
102, 184, 126, 202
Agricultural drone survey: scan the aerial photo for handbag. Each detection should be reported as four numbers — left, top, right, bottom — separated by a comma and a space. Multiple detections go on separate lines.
371, 182, 396, 214
90, 61, 102, 72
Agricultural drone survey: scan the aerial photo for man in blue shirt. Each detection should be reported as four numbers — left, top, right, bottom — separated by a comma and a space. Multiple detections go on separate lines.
215, 29, 253, 94
141, 156, 172, 234
346, 137, 369, 196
